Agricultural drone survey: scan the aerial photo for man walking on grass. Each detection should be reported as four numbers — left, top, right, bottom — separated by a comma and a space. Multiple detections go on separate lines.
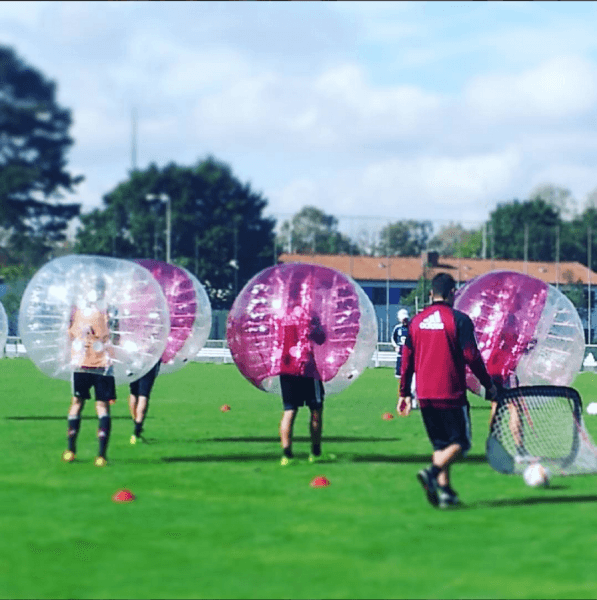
397, 273, 497, 509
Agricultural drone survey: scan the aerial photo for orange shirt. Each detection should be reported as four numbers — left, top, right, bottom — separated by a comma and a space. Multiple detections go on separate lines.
68, 307, 111, 369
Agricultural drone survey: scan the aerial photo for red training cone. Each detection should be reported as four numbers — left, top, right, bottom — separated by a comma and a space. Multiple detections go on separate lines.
112, 489, 135, 503
310, 476, 330, 488
220, 404, 231, 412
382, 412, 394, 420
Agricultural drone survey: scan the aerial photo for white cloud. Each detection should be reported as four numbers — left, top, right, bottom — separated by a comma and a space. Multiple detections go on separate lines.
0, 1, 47, 27
192, 62, 442, 152
271, 148, 522, 228
465, 56, 597, 122
4, 1, 597, 232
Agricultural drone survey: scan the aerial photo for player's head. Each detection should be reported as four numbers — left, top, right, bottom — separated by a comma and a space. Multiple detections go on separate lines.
431, 273, 456, 304
397, 308, 409, 323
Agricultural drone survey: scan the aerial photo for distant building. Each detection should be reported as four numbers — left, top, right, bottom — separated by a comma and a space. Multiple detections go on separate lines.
278, 252, 597, 343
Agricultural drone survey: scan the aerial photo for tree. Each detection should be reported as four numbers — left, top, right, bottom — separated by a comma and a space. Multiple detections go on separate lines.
585, 187, 597, 211
529, 183, 577, 221
560, 206, 597, 272
378, 220, 433, 257
0, 45, 82, 267
489, 198, 561, 261
74, 157, 275, 309
428, 222, 483, 258
278, 206, 360, 255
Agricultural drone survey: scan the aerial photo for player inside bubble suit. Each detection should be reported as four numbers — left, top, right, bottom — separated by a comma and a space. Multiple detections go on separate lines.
456, 277, 539, 451
278, 285, 330, 466
63, 276, 115, 467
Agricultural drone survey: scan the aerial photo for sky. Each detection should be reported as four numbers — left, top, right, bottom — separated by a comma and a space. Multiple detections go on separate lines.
3, 1, 597, 237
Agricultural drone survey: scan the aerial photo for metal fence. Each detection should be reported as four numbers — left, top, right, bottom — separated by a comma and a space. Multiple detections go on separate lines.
3, 336, 398, 369
5, 336, 597, 373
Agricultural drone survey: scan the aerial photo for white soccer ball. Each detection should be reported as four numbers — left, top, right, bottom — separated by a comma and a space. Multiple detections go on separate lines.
587, 402, 597, 415
523, 463, 550, 488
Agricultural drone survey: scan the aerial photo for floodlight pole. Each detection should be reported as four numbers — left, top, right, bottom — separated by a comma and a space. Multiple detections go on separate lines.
379, 260, 390, 342
386, 258, 390, 342
589, 226, 592, 345
165, 194, 171, 264
146, 193, 171, 263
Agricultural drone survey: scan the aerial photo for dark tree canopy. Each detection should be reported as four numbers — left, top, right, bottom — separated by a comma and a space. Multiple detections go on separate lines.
74, 157, 276, 309
559, 206, 597, 272
489, 198, 560, 262
0, 45, 82, 266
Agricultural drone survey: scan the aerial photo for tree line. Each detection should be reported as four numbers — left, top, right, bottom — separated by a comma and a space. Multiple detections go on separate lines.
3, 44, 597, 319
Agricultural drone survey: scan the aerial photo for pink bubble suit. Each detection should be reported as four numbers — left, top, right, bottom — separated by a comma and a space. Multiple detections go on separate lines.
226, 262, 378, 396
18, 255, 170, 385
135, 260, 212, 375
454, 270, 585, 393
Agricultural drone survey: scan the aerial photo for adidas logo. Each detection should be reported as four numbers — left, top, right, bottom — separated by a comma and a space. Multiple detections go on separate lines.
419, 311, 444, 330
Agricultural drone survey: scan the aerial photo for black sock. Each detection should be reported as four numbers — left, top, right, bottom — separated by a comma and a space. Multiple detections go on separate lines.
97, 415, 111, 458
439, 484, 457, 496
134, 421, 143, 437
311, 444, 321, 457
429, 464, 442, 479
283, 447, 293, 458
67, 416, 81, 453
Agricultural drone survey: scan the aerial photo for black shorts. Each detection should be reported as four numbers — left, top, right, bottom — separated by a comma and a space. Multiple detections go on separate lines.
72, 371, 116, 402
420, 404, 472, 455
395, 356, 402, 377
280, 374, 324, 411
130, 360, 161, 399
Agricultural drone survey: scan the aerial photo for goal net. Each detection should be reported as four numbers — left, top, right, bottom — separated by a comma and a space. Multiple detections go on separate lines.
486, 385, 597, 476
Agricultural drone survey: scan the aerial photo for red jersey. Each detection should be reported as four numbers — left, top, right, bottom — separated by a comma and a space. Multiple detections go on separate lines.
399, 301, 492, 409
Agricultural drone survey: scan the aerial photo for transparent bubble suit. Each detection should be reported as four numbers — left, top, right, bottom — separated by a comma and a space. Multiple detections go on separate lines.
454, 270, 585, 393
18, 255, 170, 384
0, 300, 7, 355
226, 263, 377, 396
135, 260, 212, 375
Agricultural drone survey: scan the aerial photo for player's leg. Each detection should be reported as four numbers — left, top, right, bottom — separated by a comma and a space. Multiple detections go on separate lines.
63, 372, 89, 461
307, 380, 333, 462
417, 405, 469, 507
64, 397, 84, 461
131, 395, 149, 443
508, 403, 525, 455
432, 443, 462, 487
94, 400, 111, 466
94, 374, 116, 466
434, 405, 471, 508
128, 390, 138, 421
279, 408, 298, 464
279, 374, 302, 464
130, 361, 159, 443
309, 407, 322, 456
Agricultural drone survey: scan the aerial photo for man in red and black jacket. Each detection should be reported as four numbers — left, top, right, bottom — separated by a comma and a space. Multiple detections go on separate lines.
398, 272, 498, 509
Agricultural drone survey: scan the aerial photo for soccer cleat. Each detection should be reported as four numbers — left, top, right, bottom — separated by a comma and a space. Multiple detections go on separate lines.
61, 450, 75, 463
280, 456, 296, 467
308, 452, 337, 464
438, 487, 461, 509
94, 456, 107, 467
130, 435, 138, 445
417, 467, 439, 507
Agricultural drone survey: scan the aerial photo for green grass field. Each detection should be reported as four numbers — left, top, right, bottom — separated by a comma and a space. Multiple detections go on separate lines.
2, 359, 597, 599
